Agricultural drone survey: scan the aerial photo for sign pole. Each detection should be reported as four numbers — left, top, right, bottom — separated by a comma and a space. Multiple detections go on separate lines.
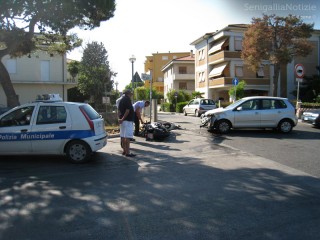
297, 81, 300, 102
294, 64, 305, 103
232, 77, 239, 102
150, 79, 152, 122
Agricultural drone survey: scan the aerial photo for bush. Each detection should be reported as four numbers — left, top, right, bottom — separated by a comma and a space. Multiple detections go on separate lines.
177, 101, 188, 113
161, 102, 175, 112
301, 102, 320, 108
220, 101, 232, 108
166, 89, 191, 103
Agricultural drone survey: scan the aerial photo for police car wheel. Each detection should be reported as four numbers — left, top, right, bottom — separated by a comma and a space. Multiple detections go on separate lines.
66, 140, 92, 163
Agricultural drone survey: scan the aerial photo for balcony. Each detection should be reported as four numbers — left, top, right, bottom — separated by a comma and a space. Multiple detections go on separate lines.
172, 73, 194, 80
208, 51, 241, 65
208, 77, 270, 87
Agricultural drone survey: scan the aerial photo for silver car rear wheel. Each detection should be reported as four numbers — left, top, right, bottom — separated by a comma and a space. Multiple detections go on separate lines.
278, 120, 293, 133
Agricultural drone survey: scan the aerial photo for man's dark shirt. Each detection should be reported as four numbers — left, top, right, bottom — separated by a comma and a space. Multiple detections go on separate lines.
118, 95, 134, 122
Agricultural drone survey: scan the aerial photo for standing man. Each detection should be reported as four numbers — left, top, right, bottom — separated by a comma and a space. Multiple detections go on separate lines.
118, 89, 135, 157
133, 100, 150, 136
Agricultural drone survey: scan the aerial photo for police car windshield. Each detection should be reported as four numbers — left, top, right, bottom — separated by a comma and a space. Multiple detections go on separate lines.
80, 105, 100, 120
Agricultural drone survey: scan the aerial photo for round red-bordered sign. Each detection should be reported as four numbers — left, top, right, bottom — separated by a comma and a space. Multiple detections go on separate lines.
295, 64, 305, 78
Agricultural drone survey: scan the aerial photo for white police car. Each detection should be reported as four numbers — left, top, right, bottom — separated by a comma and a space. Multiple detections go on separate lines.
0, 95, 107, 163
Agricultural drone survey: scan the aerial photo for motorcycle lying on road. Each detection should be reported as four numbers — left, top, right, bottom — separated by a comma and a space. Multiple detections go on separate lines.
141, 121, 181, 141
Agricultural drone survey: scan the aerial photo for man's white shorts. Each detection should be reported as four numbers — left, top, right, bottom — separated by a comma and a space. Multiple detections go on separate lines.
120, 120, 134, 138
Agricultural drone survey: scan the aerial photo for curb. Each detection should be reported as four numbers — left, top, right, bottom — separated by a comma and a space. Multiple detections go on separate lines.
108, 133, 120, 139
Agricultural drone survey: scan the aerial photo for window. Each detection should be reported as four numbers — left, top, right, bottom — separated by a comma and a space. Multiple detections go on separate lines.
36, 106, 67, 124
241, 100, 259, 110
235, 65, 243, 77
179, 66, 187, 74
261, 99, 286, 109
201, 72, 206, 82
179, 82, 187, 90
198, 72, 205, 82
198, 49, 205, 61
274, 100, 287, 109
235, 37, 242, 51
198, 50, 202, 60
257, 66, 264, 78
162, 56, 168, 60
0, 106, 35, 127
6, 59, 17, 74
189, 100, 195, 105
197, 71, 206, 82
261, 100, 272, 109
41, 60, 50, 81
158, 77, 163, 82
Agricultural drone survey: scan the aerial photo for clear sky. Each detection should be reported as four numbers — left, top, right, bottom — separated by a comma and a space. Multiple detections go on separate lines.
67, 0, 320, 91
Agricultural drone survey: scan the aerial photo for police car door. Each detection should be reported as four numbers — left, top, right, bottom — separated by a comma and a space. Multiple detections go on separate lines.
31, 103, 72, 154
0, 105, 35, 154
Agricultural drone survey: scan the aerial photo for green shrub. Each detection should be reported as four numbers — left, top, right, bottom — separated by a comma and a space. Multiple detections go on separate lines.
220, 101, 232, 108
177, 101, 188, 113
301, 102, 320, 108
161, 102, 175, 112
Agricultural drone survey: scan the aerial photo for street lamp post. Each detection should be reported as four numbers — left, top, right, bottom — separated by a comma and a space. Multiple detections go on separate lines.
115, 80, 119, 94
129, 55, 136, 102
114, 80, 119, 115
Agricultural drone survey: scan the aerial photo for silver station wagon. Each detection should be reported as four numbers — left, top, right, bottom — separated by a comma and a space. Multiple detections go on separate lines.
200, 96, 298, 134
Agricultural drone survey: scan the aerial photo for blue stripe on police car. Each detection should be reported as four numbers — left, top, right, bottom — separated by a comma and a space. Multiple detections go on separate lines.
0, 130, 94, 142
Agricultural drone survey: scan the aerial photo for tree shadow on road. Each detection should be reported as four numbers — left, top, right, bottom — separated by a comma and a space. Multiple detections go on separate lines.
1, 148, 320, 239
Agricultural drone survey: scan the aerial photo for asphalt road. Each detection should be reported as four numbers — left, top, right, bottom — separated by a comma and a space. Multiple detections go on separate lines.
1, 113, 320, 240
160, 113, 320, 178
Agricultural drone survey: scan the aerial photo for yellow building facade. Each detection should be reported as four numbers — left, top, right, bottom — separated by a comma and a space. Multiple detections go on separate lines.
144, 52, 190, 94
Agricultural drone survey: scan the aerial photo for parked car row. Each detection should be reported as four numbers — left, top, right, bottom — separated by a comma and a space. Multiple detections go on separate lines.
301, 109, 320, 128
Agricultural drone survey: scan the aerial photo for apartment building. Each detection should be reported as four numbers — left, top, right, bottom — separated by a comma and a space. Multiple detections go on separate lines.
0, 50, 76, 105
144, 51, 191, 94
191, 24, 320, 101
162, 52, 195, 102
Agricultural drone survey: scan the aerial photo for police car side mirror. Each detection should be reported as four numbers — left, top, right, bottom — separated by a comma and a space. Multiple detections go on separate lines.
236, 106, 242, 111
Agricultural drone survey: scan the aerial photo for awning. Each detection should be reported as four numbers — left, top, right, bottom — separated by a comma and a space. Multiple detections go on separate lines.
209, 63, 228, 77
208, 39, 227, 55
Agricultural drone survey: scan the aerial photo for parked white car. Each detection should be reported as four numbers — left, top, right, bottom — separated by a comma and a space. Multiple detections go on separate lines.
0, 100, 107, 163
200, 96, 298, 134
183, 98, 217, 117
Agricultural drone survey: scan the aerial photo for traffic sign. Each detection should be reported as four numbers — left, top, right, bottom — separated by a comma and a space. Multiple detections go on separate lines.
141, 73, 151, 80
295, 64, 305, 78
232, 77, 239, 86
